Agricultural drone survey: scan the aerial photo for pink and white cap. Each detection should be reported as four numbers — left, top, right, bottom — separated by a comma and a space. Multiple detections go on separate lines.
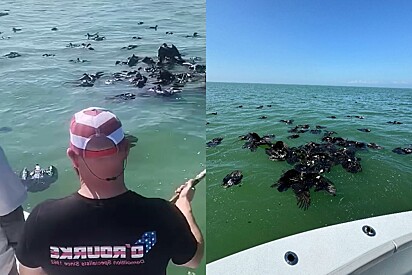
69, 107, 125, 158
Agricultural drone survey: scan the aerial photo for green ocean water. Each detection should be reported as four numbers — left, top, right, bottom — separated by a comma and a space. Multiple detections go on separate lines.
0, 1, 205, 274
206, 82, 412, 263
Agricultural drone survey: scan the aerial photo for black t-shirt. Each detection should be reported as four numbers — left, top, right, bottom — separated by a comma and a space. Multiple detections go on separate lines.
16, 191, 197, 275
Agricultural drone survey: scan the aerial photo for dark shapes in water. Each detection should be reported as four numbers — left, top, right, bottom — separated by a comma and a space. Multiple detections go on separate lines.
280, 119, 294, 125
148, 85, 181, 96
0, 127, 12, 133
288, 126, 308, 134
238, 105, 243, 108
311, 175, 336, 196
85, 32, 99, 39
42, 53, 55, 57
287, 134, 300, 139
69, 57, 89, 63
206, 122, 210, 125
239, 132, 272, 152
345, 140, 367, 149
124, 133, 138, 148
74, 43, 95, 50
4, 52, 21, 58
138, 21, 144, 25
187, 63, 206, 73
116, 58, 137, 66
259, 116, 268, 119
323, 131, 337, 137
321, 135, 366, 150
105, 78, 123, 85
142, 56, 155, 65
158, 43, 184, 64
79, 72, 104, 82
93, 35, 105, 41
127, 54, 139, 66
12, 27, 22, 32
106, 93, 136, 101
357, 128, 371, 132
322, 135, 342, 144
294, 156, 332, 174
66, 42, 81, 48
51, 27, 58, 31
387, 121, 402, 125
166, 31, 173, 35
79, 80, 94, 87
190, 57, 202, 63
132, 36, 142, 40
186, 32, 199, 38
222, 170, 243, 188
341, 156, 362, 173
156, 70, 175, 85
309, 129, 322, 134
20, 165, 58, 193
209, 112, 217, 115
327, 116, 337, 119
149, 25, 158, 31
355, 116, 364, 119
367, 143, 383, 150
300, 141, 362, 173
285, 147, 302, 165
316, 125, 327, 129
135, 76, 147, 88
265, 132, 371, 209
122, 45, 138, 50
267, 105, 272, 107
0, 12, 9, 17
392, 147, 412, 155
265, 141, 288, 161
207, 137, 223, 147
271, 169, 336, 211
256, 105, 263, 109
297, 124, 310, 129
77, 72, 103, 87
271, 170, 310, 210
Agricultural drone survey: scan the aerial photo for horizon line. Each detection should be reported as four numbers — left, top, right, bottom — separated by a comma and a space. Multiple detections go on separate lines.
206, 80, 412, 90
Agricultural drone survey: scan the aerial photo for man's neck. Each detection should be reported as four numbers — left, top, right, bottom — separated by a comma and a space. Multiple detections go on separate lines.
78, 178, 128, 199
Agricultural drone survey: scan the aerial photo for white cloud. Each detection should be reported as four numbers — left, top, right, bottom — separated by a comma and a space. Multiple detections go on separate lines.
347, 80, 379, 85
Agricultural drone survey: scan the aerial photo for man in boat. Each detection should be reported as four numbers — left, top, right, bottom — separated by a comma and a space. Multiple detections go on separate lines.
16, 107, 204, 275
0, 145, 27, 275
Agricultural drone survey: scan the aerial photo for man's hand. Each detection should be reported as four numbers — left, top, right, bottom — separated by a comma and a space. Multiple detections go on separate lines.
174, 179, 196, 202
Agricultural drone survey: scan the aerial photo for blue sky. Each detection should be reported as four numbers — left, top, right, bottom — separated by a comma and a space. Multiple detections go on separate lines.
207, 0, 412, 88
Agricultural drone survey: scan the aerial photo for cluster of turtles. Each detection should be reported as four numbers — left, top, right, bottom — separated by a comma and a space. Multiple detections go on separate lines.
2, 12, 205, 99
207, 110, 411, 210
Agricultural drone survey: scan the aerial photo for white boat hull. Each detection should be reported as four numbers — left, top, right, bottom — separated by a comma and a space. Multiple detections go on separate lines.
207, 210, 412, 275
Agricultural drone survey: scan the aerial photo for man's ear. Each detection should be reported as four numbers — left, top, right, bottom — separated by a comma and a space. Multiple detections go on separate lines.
125, 140, 130, 157
67, 148, 79, 168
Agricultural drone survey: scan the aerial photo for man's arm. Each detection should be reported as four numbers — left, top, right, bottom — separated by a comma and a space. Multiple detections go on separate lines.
174, 180, 204, 269
15, 204, 47, 273
19, 264, 47, 275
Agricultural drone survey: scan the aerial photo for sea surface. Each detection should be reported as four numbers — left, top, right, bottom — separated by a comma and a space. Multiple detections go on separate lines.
0, 1, 205, 274
206, 82, 412, 263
